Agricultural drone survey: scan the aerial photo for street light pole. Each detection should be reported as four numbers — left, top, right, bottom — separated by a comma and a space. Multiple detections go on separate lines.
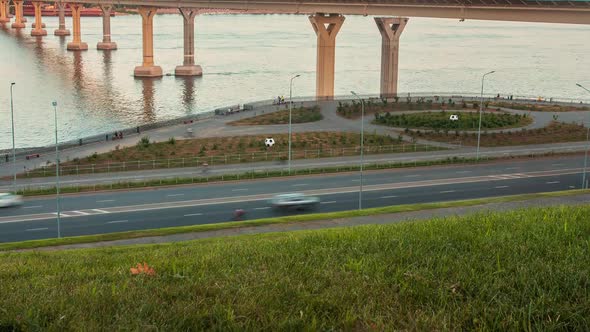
577, 83, 590, 189
288, 74, 300, 174
351, 91, 364, 210
9, 82, 16, 194
52, 101, 61, 238
476, 71, 495, 161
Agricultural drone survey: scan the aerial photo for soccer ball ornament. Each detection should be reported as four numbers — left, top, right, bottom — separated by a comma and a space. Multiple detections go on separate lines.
449, 114, 459, 121
264, 138, 275, 147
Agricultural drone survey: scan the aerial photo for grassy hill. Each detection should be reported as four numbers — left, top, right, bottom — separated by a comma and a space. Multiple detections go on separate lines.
1, 206, 589, 330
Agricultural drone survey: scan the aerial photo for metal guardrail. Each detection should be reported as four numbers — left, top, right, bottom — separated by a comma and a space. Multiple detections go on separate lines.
19, 144, 440, 177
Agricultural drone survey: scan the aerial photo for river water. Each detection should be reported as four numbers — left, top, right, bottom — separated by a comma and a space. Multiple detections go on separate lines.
0, 14, 589, 149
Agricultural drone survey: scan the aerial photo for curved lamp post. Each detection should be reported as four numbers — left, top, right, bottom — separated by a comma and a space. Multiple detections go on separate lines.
351, 91, 365, 210
476, 71, 495, 161
577, 83, 590, 189
288, 74, 300, 174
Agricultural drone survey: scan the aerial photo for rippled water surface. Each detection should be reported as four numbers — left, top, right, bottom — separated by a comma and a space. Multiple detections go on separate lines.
0, 14, 589, 149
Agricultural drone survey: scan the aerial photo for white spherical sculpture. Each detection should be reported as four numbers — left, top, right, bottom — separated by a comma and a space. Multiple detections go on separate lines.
264, 138, 275, 147
449, 114, 459, 121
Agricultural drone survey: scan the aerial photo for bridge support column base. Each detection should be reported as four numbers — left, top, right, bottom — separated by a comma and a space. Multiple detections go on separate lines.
31, 29, 47, 36
67, 42, 88, 51
31, 22, 45, 28
11, 22, 24, 28
175, 64, 202, 76
134, 65, 163, 78
97, 41, 117, 50
54, 28, 70, 36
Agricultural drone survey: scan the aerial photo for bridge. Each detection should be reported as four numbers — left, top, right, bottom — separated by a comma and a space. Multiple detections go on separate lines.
1, 0, 589, 99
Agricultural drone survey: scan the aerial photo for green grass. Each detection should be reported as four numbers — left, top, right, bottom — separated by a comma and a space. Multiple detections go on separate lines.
228, 106, 323, 125
1, 189, 587, 251
374, 110, 531, 130
1, 205, 589, 330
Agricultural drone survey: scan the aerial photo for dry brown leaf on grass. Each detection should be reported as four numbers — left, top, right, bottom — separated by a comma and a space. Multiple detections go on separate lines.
130, 262, 156, 276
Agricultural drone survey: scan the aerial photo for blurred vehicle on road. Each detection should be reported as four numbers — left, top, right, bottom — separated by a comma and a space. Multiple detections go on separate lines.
0, 193, 23, 208
270, 193, 320, 211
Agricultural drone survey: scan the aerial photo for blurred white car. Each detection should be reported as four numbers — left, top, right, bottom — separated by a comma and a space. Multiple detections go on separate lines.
0, 193, 23, 208
270, 193, 320, 210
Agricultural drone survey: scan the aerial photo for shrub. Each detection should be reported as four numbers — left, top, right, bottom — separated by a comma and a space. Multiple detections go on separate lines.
138, 136, 150, 148
167, 137, 176, 145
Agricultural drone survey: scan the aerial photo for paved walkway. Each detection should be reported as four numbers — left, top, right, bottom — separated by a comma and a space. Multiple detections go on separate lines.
12, 192, 590, 252
1, 98, 589, 178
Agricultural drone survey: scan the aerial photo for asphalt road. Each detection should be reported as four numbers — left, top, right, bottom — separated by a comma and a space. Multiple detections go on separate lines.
0, 155, 586, 243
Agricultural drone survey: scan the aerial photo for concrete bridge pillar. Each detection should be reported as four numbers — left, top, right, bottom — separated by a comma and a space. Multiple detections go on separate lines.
30, 1, 47, 36
11, 0, 25, 28
0, 0, 10, 24
309, 13, 345, 100
375, 17, 408, 98
67, 3, 88, 51
134, 7, 162, 77
97, 4, 117, 50
175, 8, 202, 76
54, 1, 70, 36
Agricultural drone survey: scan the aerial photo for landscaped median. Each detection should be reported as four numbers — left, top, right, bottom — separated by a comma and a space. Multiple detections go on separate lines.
1, 189, 588, 251
0, 203, 589, 330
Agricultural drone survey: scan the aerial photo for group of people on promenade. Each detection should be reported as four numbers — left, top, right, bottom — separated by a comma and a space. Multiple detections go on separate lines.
275, 96, 286, 105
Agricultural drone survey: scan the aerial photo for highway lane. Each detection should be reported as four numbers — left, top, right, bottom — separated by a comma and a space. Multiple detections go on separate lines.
0, 170, 582, 243
0, 154, 585, 218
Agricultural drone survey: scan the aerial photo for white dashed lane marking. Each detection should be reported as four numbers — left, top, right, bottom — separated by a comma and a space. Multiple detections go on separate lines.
546, 181, 560, 184
26, 227, 48, 232
97, 200, 115, 203
23, 205, 43, 209
167, 194, 185, 197
321, 201, 337, 205
439, 190, 456, 194
184, 213, 203, 217
107, 220, 128, 224
255, 207, 271, 210
232, 189, 248, 192
380, 195, 398, 199
494, 186, 510, 189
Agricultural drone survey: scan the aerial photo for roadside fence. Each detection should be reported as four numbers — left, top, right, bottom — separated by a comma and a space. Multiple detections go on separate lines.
20, 143, 443, 178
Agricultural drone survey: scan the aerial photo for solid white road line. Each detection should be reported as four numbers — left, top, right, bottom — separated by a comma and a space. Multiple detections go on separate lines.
26, 227, 48, 232
439, 190, 456, 194
23, 205, 43, 209
321, 201, 337, 204
254, 207, 271, 210
97, 200, 115, 203
107, 220, 128, 224
184, 213, 203, 217
546, 181, 560, 184
72, 211, 90, 215
380, 195, 398, 199
494, 186, 510, 189
91, 209, 109, 214
167, 194, 185, 197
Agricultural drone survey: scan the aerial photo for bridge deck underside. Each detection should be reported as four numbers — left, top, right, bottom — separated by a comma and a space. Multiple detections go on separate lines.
42, 0, 590, 24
